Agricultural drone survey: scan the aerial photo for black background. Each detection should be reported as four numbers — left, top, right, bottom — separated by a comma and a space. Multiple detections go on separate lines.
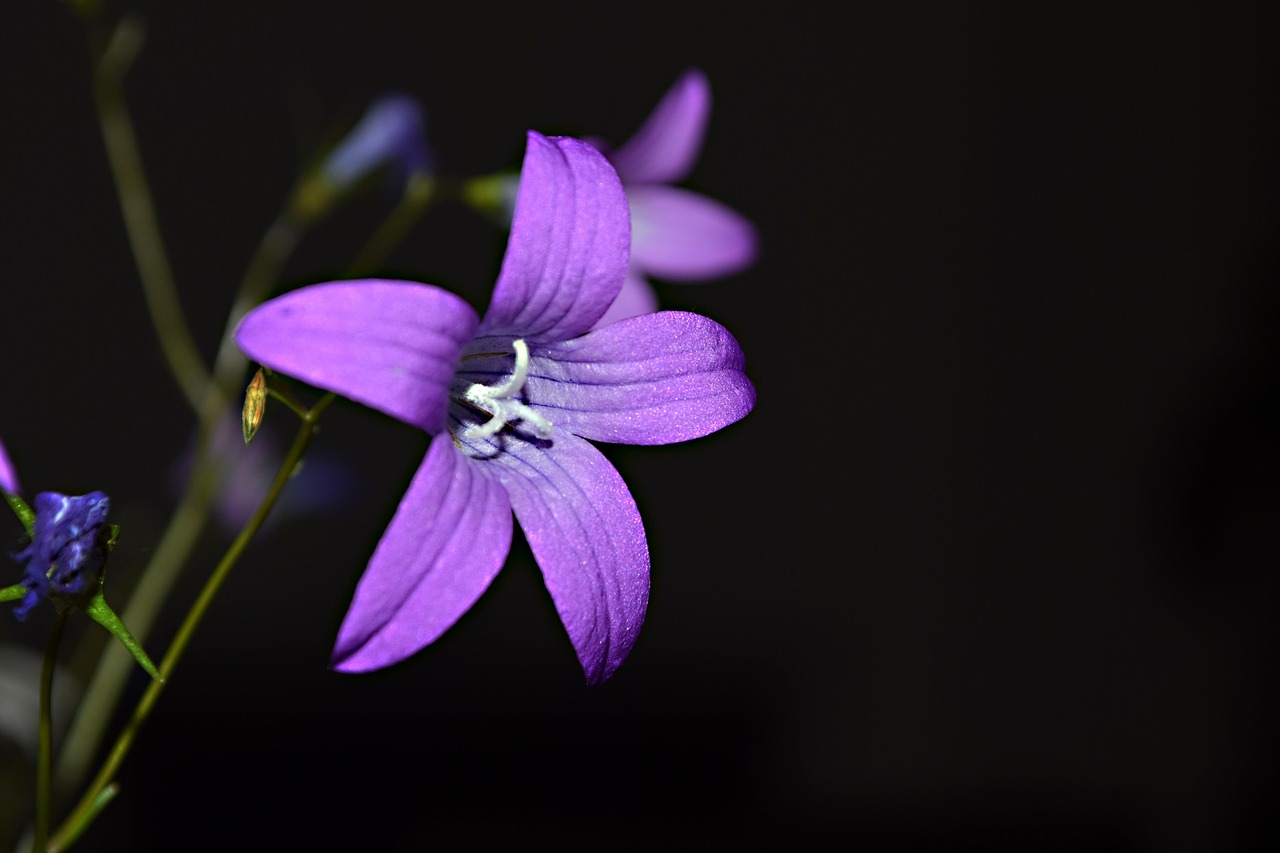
2, 2, 1277, 851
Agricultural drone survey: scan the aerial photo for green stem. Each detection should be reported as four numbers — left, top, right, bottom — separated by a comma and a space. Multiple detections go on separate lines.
54, 65, 309, 807
208, 209, 305, 402
52, 444, 220, 800
33, 611, 70, 853
48, 394, 336, 853
50, 9, 435, 829
347, 173, 436, 275
90, 13, 211, 413
49, 197, 306, 852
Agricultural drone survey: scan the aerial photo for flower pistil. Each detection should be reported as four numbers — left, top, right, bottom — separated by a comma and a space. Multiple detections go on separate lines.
456, 338, 553, 446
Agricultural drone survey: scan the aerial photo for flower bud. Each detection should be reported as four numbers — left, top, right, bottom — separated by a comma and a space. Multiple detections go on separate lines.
292, 94, 432, 222
242, 367, 268, 445
12, 491, 111, 619
322, 94, 431, 192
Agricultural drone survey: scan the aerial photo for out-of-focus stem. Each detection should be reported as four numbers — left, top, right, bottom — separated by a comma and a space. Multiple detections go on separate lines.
48, 395, 335, 853
209, 209, 304, 400
52, 449, 220, 800
32, 611, 69, 853
92, 14, 211, 413
347, 173, 434, 275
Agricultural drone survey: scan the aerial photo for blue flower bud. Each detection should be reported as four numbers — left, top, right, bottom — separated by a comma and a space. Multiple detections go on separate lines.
12, 491, 110, 620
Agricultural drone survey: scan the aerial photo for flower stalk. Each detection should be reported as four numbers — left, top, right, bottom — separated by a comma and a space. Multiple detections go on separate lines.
48, 393, 336, 852
33, 611, 70, 853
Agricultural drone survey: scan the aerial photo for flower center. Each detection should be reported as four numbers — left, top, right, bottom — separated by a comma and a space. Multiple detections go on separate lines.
459, 339, 553, 443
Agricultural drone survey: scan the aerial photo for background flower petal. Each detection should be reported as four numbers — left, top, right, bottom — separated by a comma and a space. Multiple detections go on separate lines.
321, 93, 432, 192
629, 185, 759, 281
494, 433, 649, 685
481, 132, 630, 342
0, 438, 18, 493
607, 68, 711, 185
331, 432, 513, 672
591, 269, 659, 330
525, 312, 756, 445
235, 280, 477, 433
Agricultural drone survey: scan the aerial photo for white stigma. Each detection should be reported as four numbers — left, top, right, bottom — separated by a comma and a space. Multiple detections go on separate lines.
462, 339, 554, 442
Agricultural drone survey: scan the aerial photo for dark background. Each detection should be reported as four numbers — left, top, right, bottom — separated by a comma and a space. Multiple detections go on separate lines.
3, 1, 1277, 851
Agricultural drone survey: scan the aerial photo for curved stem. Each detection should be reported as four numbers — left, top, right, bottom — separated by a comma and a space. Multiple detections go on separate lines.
347, 173, 435, 275
48, 394, 336, 853
33, 611, 70, 853
90, 14, 210, 413
209, 209, 305, 402
52, 9, 438, 830
52, 447, 221, 798
54, 45, 306, 804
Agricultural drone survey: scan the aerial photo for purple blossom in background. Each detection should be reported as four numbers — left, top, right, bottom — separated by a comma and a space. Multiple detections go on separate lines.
170, 417, 354, 535
0, 438, 17, 494
592, 68, 758, 328
236, 131, 755, 684
321, 93, 432, 194
12, 492, 110, 620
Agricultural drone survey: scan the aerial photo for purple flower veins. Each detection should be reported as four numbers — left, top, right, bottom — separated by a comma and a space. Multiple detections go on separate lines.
12, 491, 111, 620
235, 131, 755, 684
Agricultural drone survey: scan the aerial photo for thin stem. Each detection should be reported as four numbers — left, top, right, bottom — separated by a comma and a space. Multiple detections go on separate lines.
53, 80, 307, 808
347, 174, 435, 275
33, 611, 70, 853
90, 14, 211, 413
48, 394, 336, 853
50, 196, 305, 848
53, 454, 220, 798
52, 8, 435, 823
209, 209, 305, 402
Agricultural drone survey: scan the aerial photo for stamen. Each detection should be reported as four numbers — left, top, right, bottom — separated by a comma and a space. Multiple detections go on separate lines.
462, 339, 554, 443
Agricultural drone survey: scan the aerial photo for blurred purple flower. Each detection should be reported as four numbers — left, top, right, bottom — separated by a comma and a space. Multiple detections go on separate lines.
236, 131, 755, 684
592, 68, 758, 328
170, 417, 353, 535
0, 438, 17, 494
12, 491, 110, 620
321, 93, 432, 195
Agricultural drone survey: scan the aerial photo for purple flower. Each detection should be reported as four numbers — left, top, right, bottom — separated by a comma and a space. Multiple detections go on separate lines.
235, 131, 755, 684
0, 438, 17, 494
12, 491, 110, 620
321, 93, 432, 194
593, 68, 758, 328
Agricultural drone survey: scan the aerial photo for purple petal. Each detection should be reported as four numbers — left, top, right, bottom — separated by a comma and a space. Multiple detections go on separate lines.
321, 94, 432, 192
0, 438, 18, 493
629, 185, 758, 281
480, 132, 630, 342
607, 68, 711, 185
493, 432, 649, 685
235, 280, 477, 433
526, 311, 756, 445
332, 432, 513, 672
591, 269, 659, 330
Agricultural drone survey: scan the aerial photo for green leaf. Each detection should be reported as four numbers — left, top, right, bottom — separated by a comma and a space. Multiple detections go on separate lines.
84, 592, 163, 683
1, 583, 26, 603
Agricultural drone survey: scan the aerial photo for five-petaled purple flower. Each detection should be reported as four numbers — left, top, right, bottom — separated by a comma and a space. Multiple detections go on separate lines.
0, 437, 18, 494
592, 68, 758, 328
12, 491, 111, 620
235, 131, 755, 684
